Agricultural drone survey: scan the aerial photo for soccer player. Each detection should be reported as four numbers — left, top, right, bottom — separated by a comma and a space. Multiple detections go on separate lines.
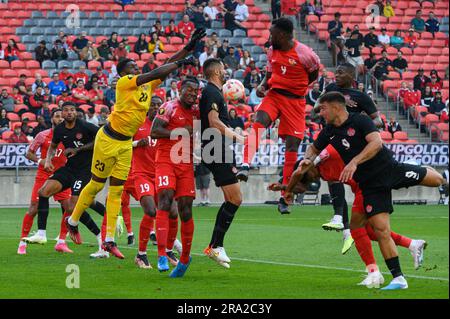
150, 77, 200, 277
199, 58, 245, 269
300, 92, 446, 290
37, 102, 108, 258
65, 28, 206, 259
236, 17, 321, 214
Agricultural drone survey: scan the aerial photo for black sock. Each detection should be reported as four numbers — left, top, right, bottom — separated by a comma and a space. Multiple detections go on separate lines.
210, 202, 239, 248
385, 256, 403, 278
37, 196, 49, 230
79, 212, 100, 236
89, 201, 105, 217
342, 200, 349, 230
329, 182, 345, 217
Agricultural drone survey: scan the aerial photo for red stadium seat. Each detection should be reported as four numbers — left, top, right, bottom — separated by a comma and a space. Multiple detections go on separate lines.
78, 104, 92, 113
1, 131, 13, 140
1, 69, 17, 78
425, 114, 440, 129
26, 60, 41, 69
404, 139, 418, 144
25, 78, 35, 87
6, 113, 20, 122
48, 104, 59, 111
88, 60, 101, 70
127, 52, 140, 60
439, 131, 449, 143
136, 60, 146, 69
27, 121, 39, 129
14, 104, 28, 113
393, 131, 408, 140
10, 60, 26, 69
427, 47, 442, 56
380, 131, 392, 141
16, 69, 32, 77
9, 78, 19, 86
21, 112, 36, 122
390, 139, 402, 144
0, 60, 10, 69
95, 105, 108, 114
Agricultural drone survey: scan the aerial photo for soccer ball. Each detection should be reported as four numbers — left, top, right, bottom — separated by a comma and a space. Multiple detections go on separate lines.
222, 79, 246, 102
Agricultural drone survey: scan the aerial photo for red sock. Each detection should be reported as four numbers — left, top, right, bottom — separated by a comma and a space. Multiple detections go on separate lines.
180, 218, 194, 264
59, 212, 71, 240
101, 214, 107, 242
390, 231, 412, 248
351, 227, 377, 270
121, 191, 132, 234
139, 214, 154, 253
167, 217, 178, 250
365, 224, 377, 241
156, 210, 169, 256
21, 212, 34, 239
243, 122, 265, 165
281, 151, 298, 194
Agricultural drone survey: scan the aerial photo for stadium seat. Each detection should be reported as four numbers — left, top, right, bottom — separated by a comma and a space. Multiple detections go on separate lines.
425, 114, 440, 130
16, 69, 32, 77
21, 113, 37, 122
393, 131, 408, 141
42, 60, 56, 69
11, 61, 26, 69
88, 61, 101, 70
1, 131, 13, 140
404, 139, 418, 144
6, 113, 20, 122
48, 104, 59, 111
439, 131, 449, 143
79, 104, 92, 113
14, 104, 29, 114
1, 69, 17, 78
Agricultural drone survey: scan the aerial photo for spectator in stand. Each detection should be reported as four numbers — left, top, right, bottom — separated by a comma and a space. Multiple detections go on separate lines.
205, 32, 221, 54
165, 20, 185, 44
192, 5, 211, 29
392, 50, 408, 78
14, 74, 28, 97
224, 0, 248, 34
365, 53, 378, 74
0, 89, 15, 112
80, 40, 101, 65
243, 60, 260, 78
373, 49, 393, 82
317, 67, 333, 91
239, 50, 253, 70
413, 67, 430, 93
98, 39, 113, 61
47, 73, 67, 97
114, 0, 135, 10
134, 33, 149, 56
390, 30, 405, 50
4, 39, 20, 63
357, 82, 365, 93
86, 108, 99, 126
430, 91, 446, 114
229, 108, 245, 129
430, 69, 443, 85
243, 68, 262, 91
76, 109, 85, 120
122, 37, 131, 53
34, 40, 51, 67
306, 82, 321, 106
29, 87, 46, 114
85, 74, 98, 91
199, 46, 216, 67
50, 39, 68, 62
56, 88, 72, 105
73, 65, 90, 85
94, 67, 108, 89
184, 1, 196, 20
151, 20, 166, 38
36, 102, 51, 126
223, 46, 239, 74
59, 66, 73, 84
0, 42, 4, 60
313, 0, 324, 19
426, 75, 443, 95
345, 30, 365, 81
404, 28, 418, 51
31, 115, 49, 137
363, 26, 379, 51
147, 33, 164, 59
378, 27, 390, 48
373, 0, 384, 15
0, 108, 10, 135
403, 82, 422, 111
328, 12, 344, 66
31, 73, 46, 93
89, 81, 104, 105
104, 79, 117, 108
166, 80, 180, 101
22, 119, 33, 137
440, 101, 449, 122
248, 86, 262, 107
72, 31, 89, 56
398, 81, 412, 103
387, 116, 402, 137
114, 41, 129, 61
352, 25, 364, 45
60, 35, 71, 52
383, 0, 395, 19
97, 106, 110, 126
71, 79, 90, 105
10, 87, 23, 105
179, 15, 196, 41
425, 12, 440, 36
204, 0, 220, 21
8, 124, 29, 143
271, 0, 282, 20
280, 0, 298, 27
142, 54, 158, 74
303, 115, 317, 143
217, 39, 229, 60
421, 85, 434, 108
107, 32, 120, 52
411, 10, 426, 33
42, 86, 54, 104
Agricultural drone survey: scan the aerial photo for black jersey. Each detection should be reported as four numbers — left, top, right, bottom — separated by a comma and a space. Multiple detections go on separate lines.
52, 119, 99, 170
313, 113, 395, 183
324, 83, 378, 116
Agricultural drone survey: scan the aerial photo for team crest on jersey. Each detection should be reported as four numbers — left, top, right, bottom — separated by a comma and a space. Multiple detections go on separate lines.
211, 103, 219, 111
347, 128, 355, 136
127, 75, 133, 80
366, 205, 373, 213
76, 133, 83, 139
158, 107, 165, 115
288, 58, 297, 65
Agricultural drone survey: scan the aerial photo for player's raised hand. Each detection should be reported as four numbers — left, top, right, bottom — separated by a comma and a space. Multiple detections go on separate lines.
64, 148, 78, 158
339, 160, 357, 183
184, 28, 206, 52
175, 56, 195, 67
256, 85, 266, 98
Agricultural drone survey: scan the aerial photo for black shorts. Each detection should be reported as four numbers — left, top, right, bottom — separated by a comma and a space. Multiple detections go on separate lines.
49, 166, 92, 196
195, 173, 211, 190
202, 161, 238, 187
360, 162, 427, 217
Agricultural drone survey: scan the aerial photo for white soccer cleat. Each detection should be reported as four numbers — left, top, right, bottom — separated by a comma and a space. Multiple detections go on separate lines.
204, 246, 231, 266
409, 239, 427, 270
90, 249, 110, 259
22, 233, 47, 245
358, 271, 385, 289
322, 215, 344, 231
173, 238, 183, 255
381, 276, 408, 290
116, 216, 124, 237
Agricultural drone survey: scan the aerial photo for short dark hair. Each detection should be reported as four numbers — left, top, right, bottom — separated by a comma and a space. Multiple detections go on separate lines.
339, 62, 356, 75
51, 108, 62, 117
203, 58, 223, 79
334, 12, 341, 18
62, 101, 76, 109
117, 58, 134, 75
318, 92, 346, 106
272, 17, 293, 35
182, 76, 200, 87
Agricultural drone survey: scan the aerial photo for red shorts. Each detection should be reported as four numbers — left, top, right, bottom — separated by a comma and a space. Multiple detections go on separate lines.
155, 162, 195, 199
123, 174, 138, 201
134, 174, 156, 201
257, 89, 306, 139
351, 188, 365, 215
31, 173, 71, 203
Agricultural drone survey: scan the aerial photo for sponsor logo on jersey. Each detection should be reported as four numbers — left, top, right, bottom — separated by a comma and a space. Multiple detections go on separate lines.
158, 107, 165, 115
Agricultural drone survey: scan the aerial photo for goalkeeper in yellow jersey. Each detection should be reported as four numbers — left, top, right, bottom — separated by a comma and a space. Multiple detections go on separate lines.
65, 28, 206, 258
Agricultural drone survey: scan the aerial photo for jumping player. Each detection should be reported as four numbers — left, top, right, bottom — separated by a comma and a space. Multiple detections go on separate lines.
151, 77, 200, 277
236, 17, 321, 214
65, 28, 206, 259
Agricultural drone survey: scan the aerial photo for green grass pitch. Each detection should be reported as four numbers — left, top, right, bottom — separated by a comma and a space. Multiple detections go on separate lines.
0, 205, 448, 299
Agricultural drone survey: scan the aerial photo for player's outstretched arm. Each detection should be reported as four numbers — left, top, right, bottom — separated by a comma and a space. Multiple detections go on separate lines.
208, 109, 245, 144
165, 28, 206, 64
136, 57, 195, 86
150, 117, 171, 139
369, 112, 384, 128
26, 149, 40, 164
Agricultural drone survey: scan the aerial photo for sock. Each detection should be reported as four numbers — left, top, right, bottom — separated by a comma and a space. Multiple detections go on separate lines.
342, 200, 349, 229
105, 185, 124, 240
243, 121, 266, 165
37, 229, 46, 237
70, 180, 105, 223
21, 212, 34, 238
89, 200, 106, 217
210, 201, 239, 248
180, 218, 194, 264
351, 227, 377, 271
156, 210, 169, 256
101, 214, 107, 242
139, 214, 154, 253
385, 256, 403, 278
121, 191, 133, 234
37, 196, 49, 230
281, 151, 298, 192
59, 211, 71, 241
390, 231, 412, 248
96, 234, 102, 250
57, 239, 65, 244
329, 182, 346, 219
167, 217, 178, 251
79, 212, 100, 236
343, 229, 351, 239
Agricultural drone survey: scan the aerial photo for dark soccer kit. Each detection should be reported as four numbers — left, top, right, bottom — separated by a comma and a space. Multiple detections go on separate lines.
199, 82, 238, 187
49, 119, 99, 196
314, 113, 427, 217
324, 83, 379, 116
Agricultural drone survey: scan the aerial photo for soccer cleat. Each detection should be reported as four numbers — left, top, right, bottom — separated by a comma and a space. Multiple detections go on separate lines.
135, 253, 152, 269
322, 217, 344, 232
150, 231, 157, 245
167, 250, 179, 266
409, 239, 427, 270
173, 238, 183, 255
17, 244, 27, 255
341, 235, 354, 255
127, 234, 135, 246
236, 165, 249, 182
381, 276, 408, 290
116, 216, 124, 237
278, 197, 291, 214
358, 271, 385, 289
169, 256, 192, 278
90, 249, 110, 259
157, 256, 170, 272
65, 217, 83, 245
54, 242, 74, 253
204, 246, 231, 267
22, 233, 47, 245
102, 241, 125, 259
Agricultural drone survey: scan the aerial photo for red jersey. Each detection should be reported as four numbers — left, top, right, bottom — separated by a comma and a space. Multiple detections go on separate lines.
155, 99, 199, 164
88, 88, 104, 105
426, 82, 443, 95
56, 95, 72, 105
59, 71, 73, 83
72, 88, 90, 104
281, 0, 298, 15
178, 21, 195, 39
404, 35, 417, 47
131, 118, 157, 177
96, 73, 108, 87
29, 128, 67, 177
403, 90, 421, 107
10, 93, 23, 104
266, 40, 320, 96
153, 87, 166, 102
73, 72, 89, 84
